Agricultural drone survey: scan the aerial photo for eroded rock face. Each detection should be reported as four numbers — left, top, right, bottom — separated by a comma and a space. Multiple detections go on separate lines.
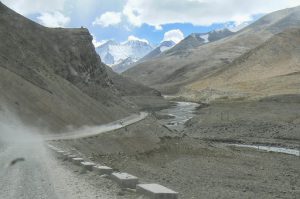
0, 9, 115, 101
0, 2, 130, 131
46, 28, 118, 101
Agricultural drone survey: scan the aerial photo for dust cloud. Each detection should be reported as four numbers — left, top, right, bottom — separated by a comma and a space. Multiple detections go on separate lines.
0, 106, 45, 144
0, 105, 48, 174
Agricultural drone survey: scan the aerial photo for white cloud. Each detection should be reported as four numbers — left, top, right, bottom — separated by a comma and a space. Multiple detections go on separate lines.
127, 35, 149, 44
93, 11, 122, 27
37, 12, 70, 27
123, 0, 300, 28
154, 25, 163, 30
2, 0, 66, 15
163, 29, 184, 44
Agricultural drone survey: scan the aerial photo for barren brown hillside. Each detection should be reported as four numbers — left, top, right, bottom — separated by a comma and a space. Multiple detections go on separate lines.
187, 28, 300, 101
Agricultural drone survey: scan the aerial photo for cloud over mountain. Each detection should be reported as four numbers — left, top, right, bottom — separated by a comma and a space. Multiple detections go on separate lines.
2, 0, 66, 15
127, 35, 149, 44
93, 11, 122, 27
123, 0, 300, 28
3, 0, 300, 46
163, 29, 184, 44
37, 11, 70, 27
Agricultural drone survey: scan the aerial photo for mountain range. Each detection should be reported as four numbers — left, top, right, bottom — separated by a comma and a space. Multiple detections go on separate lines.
167, 28, 234, 54
110, 29, 234, 73
124, 6, 300, 101
1, 0, 299, 131
113, 40, 176, 73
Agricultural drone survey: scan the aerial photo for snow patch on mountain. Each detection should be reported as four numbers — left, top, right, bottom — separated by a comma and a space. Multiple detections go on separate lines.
111, 57, 137, 73
141, 40, 176, 62
200, 34, 209, 43
160, 45, 171, 52
190, 28, 234, 44
159, 40, 176, 52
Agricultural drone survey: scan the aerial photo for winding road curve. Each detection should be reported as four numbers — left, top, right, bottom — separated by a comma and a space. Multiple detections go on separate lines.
46, 112, 148, 140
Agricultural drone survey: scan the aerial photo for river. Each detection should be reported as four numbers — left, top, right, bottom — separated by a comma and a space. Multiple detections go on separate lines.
157, 100, 300, 157
229, 144, 300, 157
156, 101, 199, 131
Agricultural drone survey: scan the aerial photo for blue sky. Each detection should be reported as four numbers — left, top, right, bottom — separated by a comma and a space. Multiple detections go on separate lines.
3, 0, 300, 46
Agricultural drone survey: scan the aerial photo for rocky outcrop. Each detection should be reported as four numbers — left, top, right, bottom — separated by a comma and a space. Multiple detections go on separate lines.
0, 2, 147, 132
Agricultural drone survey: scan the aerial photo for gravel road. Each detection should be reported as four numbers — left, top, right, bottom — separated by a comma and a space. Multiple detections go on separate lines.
46, 112, 148, 141
0, 110, 151, 199
0, 139, 139, 199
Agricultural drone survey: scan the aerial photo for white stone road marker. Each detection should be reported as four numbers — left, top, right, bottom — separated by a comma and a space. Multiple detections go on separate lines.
111, 172, 138, 189
72, 157, 84, 165
80, 162, 96, 171
67, 154, 77, 161
136, 184, 178, 199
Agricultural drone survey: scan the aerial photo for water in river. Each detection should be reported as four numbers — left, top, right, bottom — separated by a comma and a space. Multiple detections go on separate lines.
157, 101, 199, 131
229, 144, 300, 157
157, 101, 300, 157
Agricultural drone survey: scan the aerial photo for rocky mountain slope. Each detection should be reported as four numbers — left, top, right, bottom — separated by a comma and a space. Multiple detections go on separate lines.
111, 57, 136, 74
105, 66, 168, 110
124, 6, 300, 96
188, 28, 300, 100
140, 40, 176, 62
0, 2, 162, 132
167, 28, 234, 54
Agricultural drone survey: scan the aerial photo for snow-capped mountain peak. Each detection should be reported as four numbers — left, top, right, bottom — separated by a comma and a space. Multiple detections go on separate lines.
123, 39, 149, 46
96, 39, 153, 66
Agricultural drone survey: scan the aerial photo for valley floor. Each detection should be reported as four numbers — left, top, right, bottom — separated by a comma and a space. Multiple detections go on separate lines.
51, 94, 300, 199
